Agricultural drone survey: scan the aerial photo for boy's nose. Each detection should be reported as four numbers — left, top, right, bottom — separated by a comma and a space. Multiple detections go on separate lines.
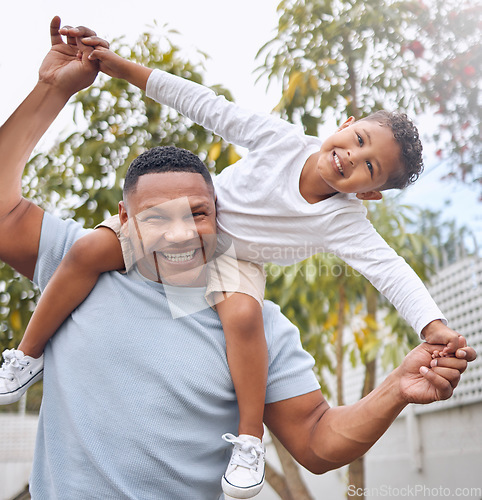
347, 151, 354, 166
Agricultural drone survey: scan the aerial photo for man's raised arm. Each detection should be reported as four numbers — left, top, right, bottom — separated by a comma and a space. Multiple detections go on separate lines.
0, 17, 102, 279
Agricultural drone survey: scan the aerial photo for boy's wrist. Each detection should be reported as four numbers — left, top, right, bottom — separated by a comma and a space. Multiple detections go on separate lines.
420, 319, 444, 341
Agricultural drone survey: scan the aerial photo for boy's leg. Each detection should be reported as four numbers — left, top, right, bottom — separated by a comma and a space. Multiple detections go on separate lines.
216, 292, 267, 440
0, 227, 123, 405
216, 292, 267, 499
18, 227, 124, 358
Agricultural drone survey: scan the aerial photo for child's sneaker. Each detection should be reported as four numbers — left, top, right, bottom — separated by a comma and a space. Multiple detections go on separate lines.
0, 349, 44, 405
221, 433, 265, 499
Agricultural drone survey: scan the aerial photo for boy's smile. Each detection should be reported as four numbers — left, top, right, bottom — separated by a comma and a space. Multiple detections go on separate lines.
301, 118, 403, 203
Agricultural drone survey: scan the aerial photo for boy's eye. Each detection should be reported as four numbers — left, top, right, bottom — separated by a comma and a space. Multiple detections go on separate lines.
357, 133, 364, 146
366, 161, 373, 176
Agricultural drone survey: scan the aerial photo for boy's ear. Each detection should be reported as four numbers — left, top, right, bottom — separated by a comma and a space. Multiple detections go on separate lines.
356, 191, 383, 201
337, 116, 355, 132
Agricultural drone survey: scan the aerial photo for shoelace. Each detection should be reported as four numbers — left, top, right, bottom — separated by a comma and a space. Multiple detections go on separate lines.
222, 434, 264, 471
0, 349, 27, 380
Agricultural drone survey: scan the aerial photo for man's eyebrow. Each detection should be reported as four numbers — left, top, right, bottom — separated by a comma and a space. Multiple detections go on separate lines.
362, 128, 381, 178
190, 201, 211, 211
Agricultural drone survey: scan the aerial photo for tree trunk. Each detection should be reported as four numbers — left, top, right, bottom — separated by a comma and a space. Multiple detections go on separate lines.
265, 461, 294, 500
346, 287, 378, 499
336, 285, 346, 406
269, 432, 315, 500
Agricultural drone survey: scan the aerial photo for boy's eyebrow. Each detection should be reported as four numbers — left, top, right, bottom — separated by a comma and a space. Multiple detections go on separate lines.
362, 128, 382, 177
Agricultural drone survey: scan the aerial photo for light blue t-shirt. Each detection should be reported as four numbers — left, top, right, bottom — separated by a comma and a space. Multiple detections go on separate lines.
29, 213, 320, 500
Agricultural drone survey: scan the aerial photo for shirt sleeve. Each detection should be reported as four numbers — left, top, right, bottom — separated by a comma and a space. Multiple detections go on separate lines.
263, 300, 320, 404
324, 206, 447, 336
146, 69, 297, 150
33, 212, 90, 291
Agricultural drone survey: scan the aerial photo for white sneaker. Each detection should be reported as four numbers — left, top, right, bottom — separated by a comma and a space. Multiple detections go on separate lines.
0, 349, 44, 405
221, 433, 265, 499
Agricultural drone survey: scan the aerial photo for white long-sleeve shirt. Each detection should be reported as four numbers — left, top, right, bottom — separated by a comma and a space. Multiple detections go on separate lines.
146, 69, 446, 334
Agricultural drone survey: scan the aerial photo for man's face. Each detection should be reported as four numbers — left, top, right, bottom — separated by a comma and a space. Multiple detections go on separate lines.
119, 172, 217, 287
316, 119, 402, 197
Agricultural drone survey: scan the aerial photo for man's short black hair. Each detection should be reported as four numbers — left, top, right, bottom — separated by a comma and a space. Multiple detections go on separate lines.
123, 146, 214, 197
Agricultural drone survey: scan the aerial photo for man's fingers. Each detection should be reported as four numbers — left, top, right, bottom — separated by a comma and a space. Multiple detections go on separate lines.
50, 16, 63, 47
59, 25, 77, 47
456, 346, 477, 362
430, 356, 467, 372
419, 366, 454, 400
431, 366, 461, 389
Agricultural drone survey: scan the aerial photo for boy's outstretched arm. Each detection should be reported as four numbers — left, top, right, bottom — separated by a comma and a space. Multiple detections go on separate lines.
0, 17, 104, 279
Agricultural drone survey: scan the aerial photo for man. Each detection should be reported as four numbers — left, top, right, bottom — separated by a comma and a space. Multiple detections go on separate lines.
0, 18, 476, 500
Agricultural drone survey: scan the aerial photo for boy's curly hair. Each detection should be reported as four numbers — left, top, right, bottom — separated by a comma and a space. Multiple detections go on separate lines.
361, 110, 424, 190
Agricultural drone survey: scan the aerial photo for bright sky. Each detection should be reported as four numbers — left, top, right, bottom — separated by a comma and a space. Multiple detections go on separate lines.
1, 0, 480, 245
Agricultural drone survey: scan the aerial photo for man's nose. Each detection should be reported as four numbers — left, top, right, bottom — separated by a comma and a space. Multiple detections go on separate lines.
164, 221, 196, 242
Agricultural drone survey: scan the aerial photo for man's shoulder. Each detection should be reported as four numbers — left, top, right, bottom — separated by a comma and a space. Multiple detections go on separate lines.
34, 212, 91, 288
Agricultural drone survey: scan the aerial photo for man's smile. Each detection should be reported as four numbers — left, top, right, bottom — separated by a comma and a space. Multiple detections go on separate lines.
160, 249, 197, 263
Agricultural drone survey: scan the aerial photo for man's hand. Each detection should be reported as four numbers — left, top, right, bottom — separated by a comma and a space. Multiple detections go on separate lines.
397, 340, 476, 405
37, 17, 107, 99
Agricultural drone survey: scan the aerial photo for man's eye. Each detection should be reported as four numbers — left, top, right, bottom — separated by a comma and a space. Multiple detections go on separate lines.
357, 133, 364, 146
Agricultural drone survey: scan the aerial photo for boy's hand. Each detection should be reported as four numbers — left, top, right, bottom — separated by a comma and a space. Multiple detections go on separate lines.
38, 17, 103, 99
58, 28, 122, 79
60, 31, 153, 91
421, 320, 464, 357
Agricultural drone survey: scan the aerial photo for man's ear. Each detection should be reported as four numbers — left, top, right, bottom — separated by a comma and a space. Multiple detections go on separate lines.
337, 116, 355, 132
119, 200, 128, 225
356, 191, 383, 201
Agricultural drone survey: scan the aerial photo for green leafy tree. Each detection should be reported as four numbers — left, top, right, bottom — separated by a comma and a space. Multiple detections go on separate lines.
258, 0, 481, 194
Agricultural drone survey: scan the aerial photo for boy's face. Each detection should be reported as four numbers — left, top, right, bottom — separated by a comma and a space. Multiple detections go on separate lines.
119, 172, 217, 286
316, 117, 402, 200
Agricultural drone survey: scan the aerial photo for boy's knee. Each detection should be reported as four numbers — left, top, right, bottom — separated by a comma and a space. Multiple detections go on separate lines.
221, 294, 264, 336
64, 236, 99, 268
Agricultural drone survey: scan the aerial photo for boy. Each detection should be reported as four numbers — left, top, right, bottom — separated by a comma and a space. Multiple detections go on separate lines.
0, 30, 460, 499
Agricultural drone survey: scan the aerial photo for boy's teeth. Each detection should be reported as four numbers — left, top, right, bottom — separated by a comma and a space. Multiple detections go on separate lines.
161, 249, 196, 262
334, 152, 344, 176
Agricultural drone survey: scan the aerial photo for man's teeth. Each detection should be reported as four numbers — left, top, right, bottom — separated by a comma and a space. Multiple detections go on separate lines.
334, 152, 344, 176
161, 249, 196, 262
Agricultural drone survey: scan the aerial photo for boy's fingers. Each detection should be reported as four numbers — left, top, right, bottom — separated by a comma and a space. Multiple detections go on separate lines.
81, 36, 110, 49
